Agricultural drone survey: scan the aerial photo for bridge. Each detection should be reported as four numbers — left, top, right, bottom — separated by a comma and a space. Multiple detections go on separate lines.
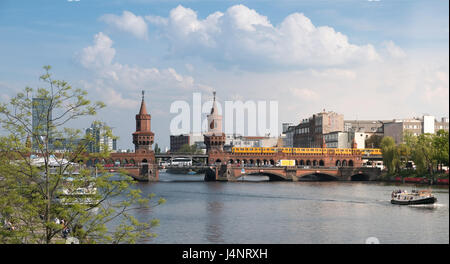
205, 164, 381, 182
155, 153, 208, 165
93, 90, 384, 182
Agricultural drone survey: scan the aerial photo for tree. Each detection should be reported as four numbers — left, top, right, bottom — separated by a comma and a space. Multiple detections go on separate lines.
0, 66, 164, 243
415, 133, 436, 179
433, 129, 449, 172
154, 143, 161, 154
177, 143, 201, 154
365, 135, 383, 148
380, 136, 398, 174
396, 143, 411, 172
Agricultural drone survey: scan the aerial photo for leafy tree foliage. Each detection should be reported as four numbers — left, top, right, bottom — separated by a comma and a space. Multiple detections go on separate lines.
176, 144, 201, 154
0, 66, 164, 243
365, 135, 383, 148
381, 130, 449, 180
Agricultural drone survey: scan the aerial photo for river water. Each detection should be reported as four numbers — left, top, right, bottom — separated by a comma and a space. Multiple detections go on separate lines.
128, 172, 449, 244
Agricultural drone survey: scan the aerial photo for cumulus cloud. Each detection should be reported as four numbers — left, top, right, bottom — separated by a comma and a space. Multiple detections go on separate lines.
100, 11, 149, 40
79, 32, 116, 69
382, 40, 406, 59
147, 4, 380, 68
78, 32, 202, 109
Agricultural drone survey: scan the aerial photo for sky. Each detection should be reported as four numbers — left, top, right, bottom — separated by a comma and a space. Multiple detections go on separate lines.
0, 0, 448, 150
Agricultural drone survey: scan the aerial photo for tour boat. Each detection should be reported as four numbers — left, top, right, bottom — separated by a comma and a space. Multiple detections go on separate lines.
391, 189, 437, 205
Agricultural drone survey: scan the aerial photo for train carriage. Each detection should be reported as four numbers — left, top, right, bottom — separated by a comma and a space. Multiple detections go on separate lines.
232, 146, 381, 155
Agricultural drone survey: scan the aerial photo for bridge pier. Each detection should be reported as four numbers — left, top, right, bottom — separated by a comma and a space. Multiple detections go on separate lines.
124, 164, 159, 182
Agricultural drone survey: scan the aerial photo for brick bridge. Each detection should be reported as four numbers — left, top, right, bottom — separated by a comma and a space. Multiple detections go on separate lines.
205, 164, 381, 182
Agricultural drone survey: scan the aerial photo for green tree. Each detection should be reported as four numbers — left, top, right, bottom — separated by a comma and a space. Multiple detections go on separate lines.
380, 136, 398, 174
416, 134, 437, 179
177, 143, 200, 154
396, 143, 411, 171
0, 66, 164, 243
433, 129, 449, 172
365, 135, 383, 148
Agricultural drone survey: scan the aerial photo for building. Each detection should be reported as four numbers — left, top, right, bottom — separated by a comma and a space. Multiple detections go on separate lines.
170, 133, 206, 153
383, 115, 449, 144
344, 120, 387, 139
170, 134, 190, 152
85, 122, 117, 153
293, 110, 344, 148
323, 131, 366, 149
281, 123, 295, 147
435, 117, 449, 132
32, 98, 52, 150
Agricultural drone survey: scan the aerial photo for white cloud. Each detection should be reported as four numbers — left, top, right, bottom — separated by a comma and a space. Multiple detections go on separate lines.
79, 32, 116, 69
78, 32, 206, 109
147, 4, 380, 68
382, 41, 406, 59
145, 15, 168, 26
100, 11, 148, 40
289, 87, 319, 101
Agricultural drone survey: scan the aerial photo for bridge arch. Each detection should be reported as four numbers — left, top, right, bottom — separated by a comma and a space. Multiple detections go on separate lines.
270, 159, 275, 165
313, 160, 318, 166
299, 173, 339, 181
336, 160, 341, 167
342, 160, 347, 167
348, 160, 354, 167
319, 160, 325, 166
306, 160, 311, 166
299, 160, 305, 166
244, 171, 287, 181
351, 173, 370, 181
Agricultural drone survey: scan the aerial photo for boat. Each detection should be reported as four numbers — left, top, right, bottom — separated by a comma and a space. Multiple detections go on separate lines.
187, 170, 196, 175
391, 189, 437, 205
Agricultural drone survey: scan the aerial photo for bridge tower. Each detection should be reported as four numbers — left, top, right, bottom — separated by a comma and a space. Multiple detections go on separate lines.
133, 91, 155, 152
131, 90, 158, 181
204, 91, 225, 154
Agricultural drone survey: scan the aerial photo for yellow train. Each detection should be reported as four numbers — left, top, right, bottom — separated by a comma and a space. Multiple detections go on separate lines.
231, 147, 382, 155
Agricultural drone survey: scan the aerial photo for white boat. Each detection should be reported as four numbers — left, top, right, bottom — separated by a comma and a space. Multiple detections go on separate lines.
391, 189, 437, 205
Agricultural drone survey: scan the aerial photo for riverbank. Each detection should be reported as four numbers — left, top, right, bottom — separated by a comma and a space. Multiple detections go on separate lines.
378, 172, 449, 185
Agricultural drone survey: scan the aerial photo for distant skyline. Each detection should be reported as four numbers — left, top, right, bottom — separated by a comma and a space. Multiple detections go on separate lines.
0, 0, 448, 150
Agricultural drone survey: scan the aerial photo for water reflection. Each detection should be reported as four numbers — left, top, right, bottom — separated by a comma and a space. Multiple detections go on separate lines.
204, 183, 224, 243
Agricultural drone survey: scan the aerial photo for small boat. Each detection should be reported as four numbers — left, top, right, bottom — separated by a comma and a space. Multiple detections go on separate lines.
187, 170, 196, 175
391, 189, 437, 205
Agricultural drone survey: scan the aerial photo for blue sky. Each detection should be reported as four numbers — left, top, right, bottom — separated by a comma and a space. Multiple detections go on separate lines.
0, 0, 448, 150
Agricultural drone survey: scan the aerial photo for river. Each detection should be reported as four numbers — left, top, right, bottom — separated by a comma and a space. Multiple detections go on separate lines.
127, 172, 449, 244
